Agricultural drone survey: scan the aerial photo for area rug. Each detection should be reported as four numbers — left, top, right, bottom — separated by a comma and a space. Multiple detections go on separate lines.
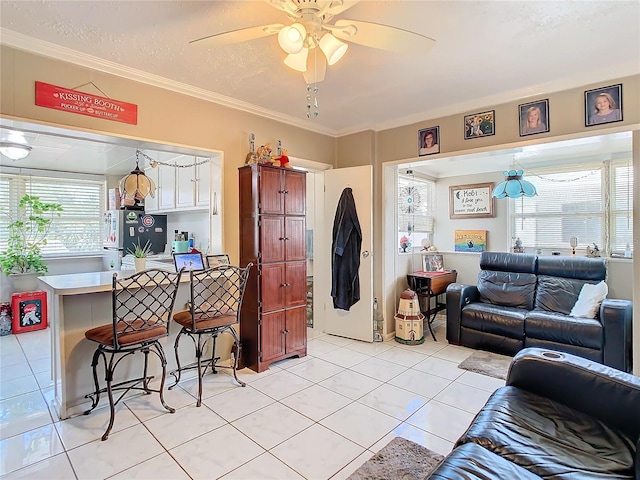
457, 350, 512, 380
347, 437, 444, 480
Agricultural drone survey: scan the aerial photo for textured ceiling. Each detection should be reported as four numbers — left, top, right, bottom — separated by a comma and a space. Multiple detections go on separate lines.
1, 1, 639, 135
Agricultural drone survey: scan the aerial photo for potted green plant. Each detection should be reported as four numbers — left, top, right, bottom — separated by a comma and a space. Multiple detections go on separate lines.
127, 239, 152, 272
0, 194, 63, 291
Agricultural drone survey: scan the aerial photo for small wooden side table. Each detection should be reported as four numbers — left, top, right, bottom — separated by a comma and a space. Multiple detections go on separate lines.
406, 270, 458, 341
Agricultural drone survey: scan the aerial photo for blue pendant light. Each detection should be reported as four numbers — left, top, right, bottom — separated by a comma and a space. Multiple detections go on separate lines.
492, 169, 537, 199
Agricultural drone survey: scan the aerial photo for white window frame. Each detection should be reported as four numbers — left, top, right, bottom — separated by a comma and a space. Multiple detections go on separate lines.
509, 158, 633, 257
397, 172, 436, 254
0, 170, 106, 257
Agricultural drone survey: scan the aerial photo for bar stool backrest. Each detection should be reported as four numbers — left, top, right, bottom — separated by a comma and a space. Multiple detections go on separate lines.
112, 268, 183, 349
188, 264, 252, 329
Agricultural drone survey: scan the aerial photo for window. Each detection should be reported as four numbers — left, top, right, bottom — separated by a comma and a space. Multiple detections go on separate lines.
511, 159, 633, 256
397, 172, 436, 253
0, 173, 105, 255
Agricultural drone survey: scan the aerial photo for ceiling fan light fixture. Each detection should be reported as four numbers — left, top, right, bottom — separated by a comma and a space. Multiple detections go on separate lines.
278, 23, 307, 54
0, 142, 32, 161
319, 33, 348, 65
284, 47, 309, 72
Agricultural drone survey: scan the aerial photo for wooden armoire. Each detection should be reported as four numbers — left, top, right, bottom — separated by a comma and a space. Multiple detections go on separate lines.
238, 164, 307, 372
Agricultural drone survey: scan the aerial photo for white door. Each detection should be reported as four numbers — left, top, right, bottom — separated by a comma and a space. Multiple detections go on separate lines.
322, 166, 373, 342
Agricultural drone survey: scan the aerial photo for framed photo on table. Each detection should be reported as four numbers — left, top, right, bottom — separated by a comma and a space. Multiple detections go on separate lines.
418, 126, 440, 156
206, 253, 230, 268
584, 84, 622, 127
423, 254, 444, 272
519, 99, 549, 136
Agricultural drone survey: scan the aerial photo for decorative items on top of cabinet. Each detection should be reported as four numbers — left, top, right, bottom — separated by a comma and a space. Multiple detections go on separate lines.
239, 163, 307, 373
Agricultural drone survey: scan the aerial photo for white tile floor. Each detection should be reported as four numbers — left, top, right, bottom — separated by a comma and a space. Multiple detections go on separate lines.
0, 320, 505, 479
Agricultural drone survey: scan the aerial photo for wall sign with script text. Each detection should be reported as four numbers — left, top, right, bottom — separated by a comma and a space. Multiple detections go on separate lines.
35, 81, 138, 125
449, 182, 494, 219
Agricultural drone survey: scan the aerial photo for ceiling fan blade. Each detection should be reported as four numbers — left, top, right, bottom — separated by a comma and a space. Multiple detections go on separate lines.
331, 19, 435, 53
303, 50, 327, 83
190, 24, 283, 48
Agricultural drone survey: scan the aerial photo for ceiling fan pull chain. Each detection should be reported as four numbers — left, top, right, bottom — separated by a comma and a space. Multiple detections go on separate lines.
306, 84, 319, 118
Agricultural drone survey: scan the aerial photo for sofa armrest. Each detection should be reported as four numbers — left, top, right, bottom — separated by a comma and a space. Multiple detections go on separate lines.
507, 347, 640, 440
446, 283, 479, 345
600, 298, 633, 372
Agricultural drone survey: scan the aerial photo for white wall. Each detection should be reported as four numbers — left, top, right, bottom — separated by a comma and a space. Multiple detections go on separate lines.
434, 172, 508, 252
0, 255, 104, 303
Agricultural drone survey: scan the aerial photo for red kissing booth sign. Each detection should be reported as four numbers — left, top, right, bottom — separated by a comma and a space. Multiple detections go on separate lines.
35, 81, 138, 125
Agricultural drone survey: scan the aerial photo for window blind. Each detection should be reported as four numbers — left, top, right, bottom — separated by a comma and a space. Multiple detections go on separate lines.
398, 173, 436, 251
510, 160, 632, 255
611, 161, 634, 252
0, 174, 105, 255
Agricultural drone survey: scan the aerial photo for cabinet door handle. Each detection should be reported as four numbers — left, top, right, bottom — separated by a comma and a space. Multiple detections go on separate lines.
282, 283, 290, 287
283, 329, 289, 334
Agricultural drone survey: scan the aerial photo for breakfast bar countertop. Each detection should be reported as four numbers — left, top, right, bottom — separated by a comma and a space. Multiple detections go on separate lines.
38, 269, 189, 296
38, 270, 138, 295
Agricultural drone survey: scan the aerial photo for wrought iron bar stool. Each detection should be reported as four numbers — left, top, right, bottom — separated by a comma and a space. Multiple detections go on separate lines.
83, 268, 183, 440
169, 263, 252, 406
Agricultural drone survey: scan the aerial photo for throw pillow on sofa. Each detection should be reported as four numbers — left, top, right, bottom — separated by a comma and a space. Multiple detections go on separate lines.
569, 281, 608, 318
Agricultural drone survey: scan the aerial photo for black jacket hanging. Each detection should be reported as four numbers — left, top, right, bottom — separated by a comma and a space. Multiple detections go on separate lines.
331, 187, 362, 311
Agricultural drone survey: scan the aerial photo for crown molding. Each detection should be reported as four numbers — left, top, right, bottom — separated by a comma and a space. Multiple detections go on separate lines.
335, 62, 640, 137
3, 29, 638, 139
0, 29, 338, 137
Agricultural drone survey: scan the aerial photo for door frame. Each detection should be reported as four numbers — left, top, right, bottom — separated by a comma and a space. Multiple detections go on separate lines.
289, 156, 332, 333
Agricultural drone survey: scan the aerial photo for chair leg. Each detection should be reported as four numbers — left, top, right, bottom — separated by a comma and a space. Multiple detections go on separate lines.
229, 327, 247, 387
210, 333, 218, 374
196, 333, 205, 407
142, 347, 152, 393
151, 341, 175, 414
102, 352, 117, 441
169, 329, 185, 389
84, 347, 106, 414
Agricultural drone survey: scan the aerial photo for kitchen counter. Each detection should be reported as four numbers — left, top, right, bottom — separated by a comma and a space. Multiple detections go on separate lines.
38, 268, 186, 295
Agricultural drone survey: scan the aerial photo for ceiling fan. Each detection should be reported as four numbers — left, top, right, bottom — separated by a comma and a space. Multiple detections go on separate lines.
190, 0, 435, 84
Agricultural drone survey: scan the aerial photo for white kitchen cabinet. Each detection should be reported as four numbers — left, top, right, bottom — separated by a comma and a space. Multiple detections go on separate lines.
158, 164, 176, 211
176, 157, 210, 209
143, 156, 212, 214
144, 167, 160, 212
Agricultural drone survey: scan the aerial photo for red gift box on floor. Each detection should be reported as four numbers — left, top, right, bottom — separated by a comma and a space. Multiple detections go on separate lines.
11, 291, 48, 334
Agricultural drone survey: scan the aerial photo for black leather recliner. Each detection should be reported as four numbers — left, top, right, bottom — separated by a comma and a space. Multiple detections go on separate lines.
446, 252, 633, 372
428, 348, 640, 479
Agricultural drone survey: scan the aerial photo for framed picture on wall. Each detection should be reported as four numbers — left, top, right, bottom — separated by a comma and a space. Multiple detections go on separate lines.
449, 182, 495, 219
584, 84, 623, 127
519, 99, 550, 136
464, 110, 495, 140
418, 126, 440, 156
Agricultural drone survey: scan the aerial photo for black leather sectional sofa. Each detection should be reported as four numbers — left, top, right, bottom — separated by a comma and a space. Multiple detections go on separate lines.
446, 252, 633, 372
428, 348, 640, 479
